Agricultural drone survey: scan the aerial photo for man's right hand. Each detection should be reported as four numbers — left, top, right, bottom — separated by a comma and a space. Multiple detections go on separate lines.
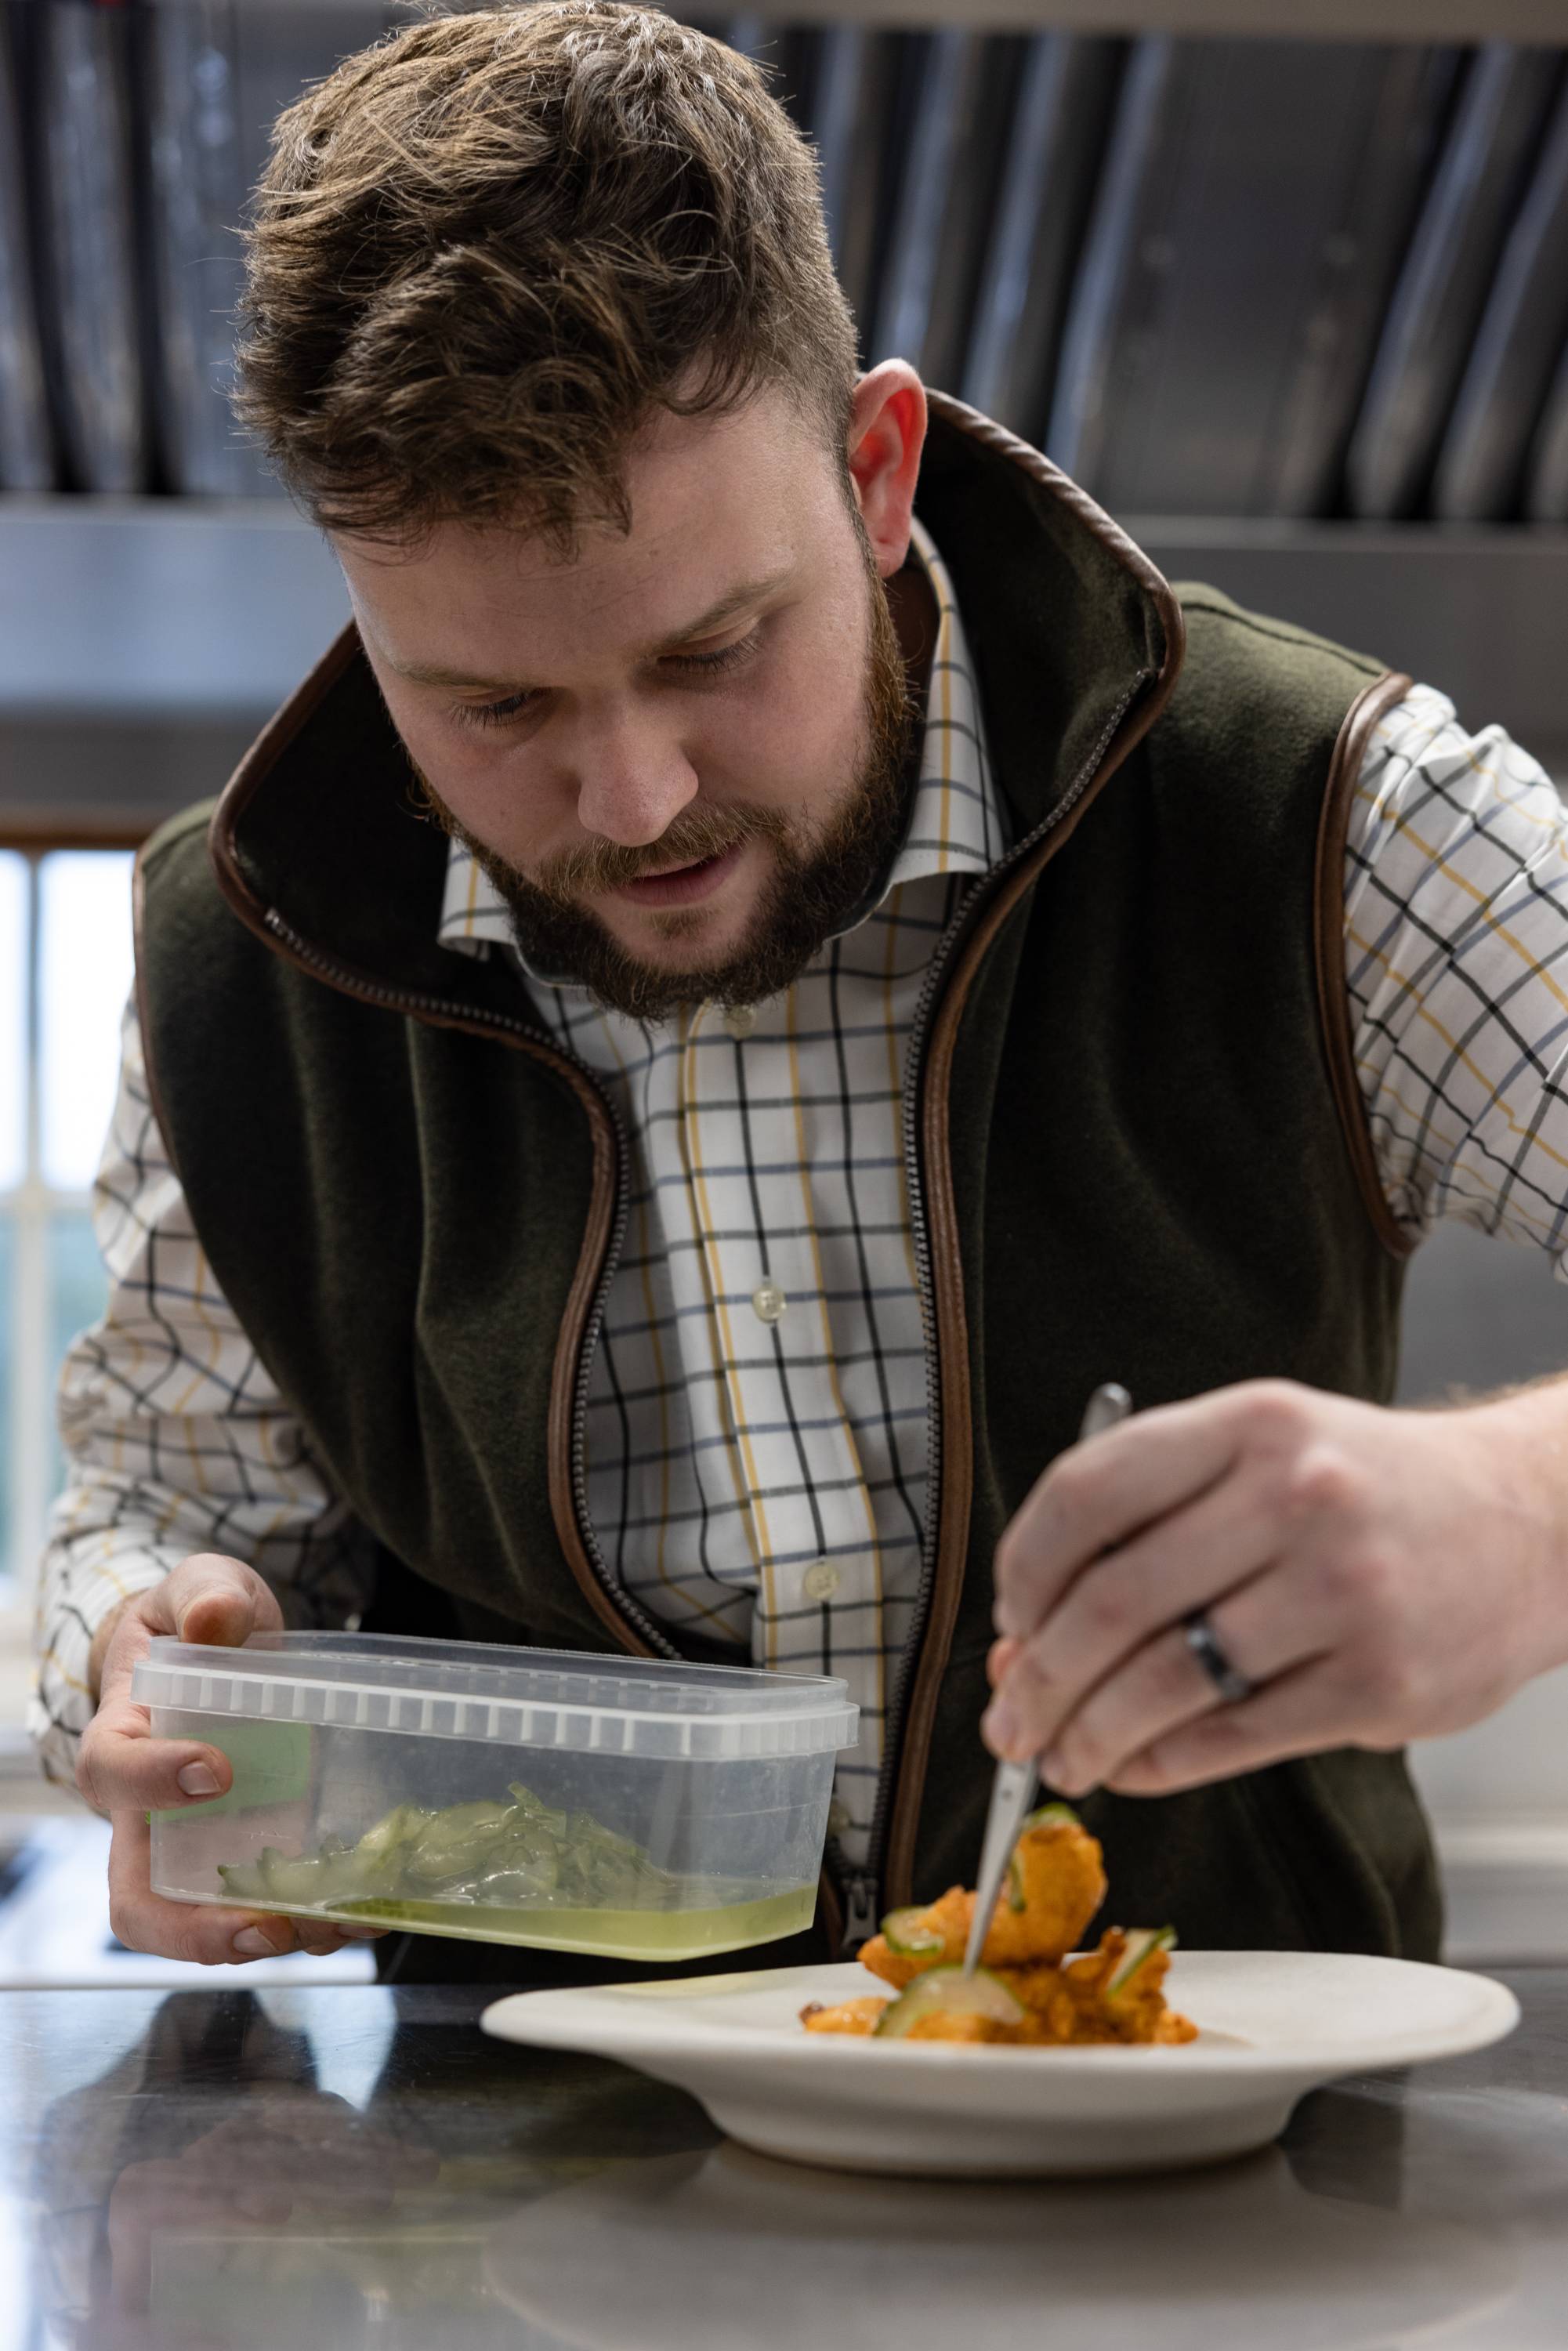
77, 1554, 385, 1967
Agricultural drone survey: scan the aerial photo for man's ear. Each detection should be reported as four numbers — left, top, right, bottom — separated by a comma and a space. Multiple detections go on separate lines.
846, 362, 928, 579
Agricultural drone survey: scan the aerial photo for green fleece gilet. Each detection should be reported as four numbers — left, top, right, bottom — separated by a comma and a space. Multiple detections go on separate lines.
136, 403, 1436, 1959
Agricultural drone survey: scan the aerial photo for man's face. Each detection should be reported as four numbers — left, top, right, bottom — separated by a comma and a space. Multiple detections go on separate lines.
337, 386, 918, 1020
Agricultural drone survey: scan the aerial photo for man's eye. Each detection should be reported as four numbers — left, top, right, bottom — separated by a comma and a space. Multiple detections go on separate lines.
454, 689, 537, 730
664, 632, 760, 683
451, 630, 759, 731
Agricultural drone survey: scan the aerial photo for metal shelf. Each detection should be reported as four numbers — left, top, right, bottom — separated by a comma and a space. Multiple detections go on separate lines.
251, 0, 1568, 40
765, 0, 1567, 33
2, 497, 1565, 843
0, 498, 348, 722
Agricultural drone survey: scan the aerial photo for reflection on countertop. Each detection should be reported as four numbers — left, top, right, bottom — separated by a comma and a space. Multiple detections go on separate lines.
14, 1974, 1568, 2350
0, 1812, 374, 1989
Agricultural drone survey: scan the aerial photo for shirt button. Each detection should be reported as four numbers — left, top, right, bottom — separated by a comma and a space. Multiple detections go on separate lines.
802, 1559, 839, 1601
722, 1005, 757, 1038
827, 1798, 853, 1838
751, 1281, 787, 1324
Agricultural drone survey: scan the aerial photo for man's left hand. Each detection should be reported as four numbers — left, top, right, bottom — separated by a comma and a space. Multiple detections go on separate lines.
983, 1378, 1568, 1797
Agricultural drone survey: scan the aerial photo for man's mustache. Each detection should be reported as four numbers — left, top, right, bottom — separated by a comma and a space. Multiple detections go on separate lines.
410, 759, 795, 906
531, 800, 791, 904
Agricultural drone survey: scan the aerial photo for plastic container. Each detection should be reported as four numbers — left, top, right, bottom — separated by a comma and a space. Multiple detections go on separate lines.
135, 1632, 858, 1962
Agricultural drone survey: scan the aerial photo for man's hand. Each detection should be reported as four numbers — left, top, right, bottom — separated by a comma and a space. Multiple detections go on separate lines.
983, 1378, 1568, 1798
78, 1555, 384, 1965
104, 2098, 438, 2320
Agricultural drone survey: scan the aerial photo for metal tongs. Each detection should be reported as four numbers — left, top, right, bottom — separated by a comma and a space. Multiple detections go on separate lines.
961, 1381, 1132, 1979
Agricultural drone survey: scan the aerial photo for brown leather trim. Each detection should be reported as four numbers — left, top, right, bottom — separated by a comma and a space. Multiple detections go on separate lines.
208, 621, 364, 920
882, 412, 1190, 1911
924, 388, 1188, 619
1313, 669, 1418, 1262
199, 621, 650, 1661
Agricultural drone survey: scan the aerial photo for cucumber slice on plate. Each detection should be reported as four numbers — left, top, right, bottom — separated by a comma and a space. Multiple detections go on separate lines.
880, 1907, 945, 1957
874, 1966, 1025, 2038
1106, 1926, 1176, 1996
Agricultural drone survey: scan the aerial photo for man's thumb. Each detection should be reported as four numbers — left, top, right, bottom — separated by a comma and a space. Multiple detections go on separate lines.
171, 1558, 280, 1648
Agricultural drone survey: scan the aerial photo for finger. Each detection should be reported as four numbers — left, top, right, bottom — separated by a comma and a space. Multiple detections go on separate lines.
94, 1556, 283, 1719
992, 1389, 1258, 1640
987, 1637, 1019, 1690
1104, 1657, 1371, 1796
296, 1931, 388, 1956
107, 1811, 384, 1966
78, 1701, 238, 1819
1039, 1566, 1337, 1795
163, 1552, 286, 1648
983, 1467, 1286, 1761
1035, 1627, 1222, 1796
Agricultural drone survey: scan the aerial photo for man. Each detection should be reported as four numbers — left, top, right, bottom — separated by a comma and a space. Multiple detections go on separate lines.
38, 2, 1568, 1979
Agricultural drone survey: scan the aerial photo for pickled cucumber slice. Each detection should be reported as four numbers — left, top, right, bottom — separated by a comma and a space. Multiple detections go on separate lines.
874, 1966, 1025, 2038
217, 1780, 679, 1916
355, 1804, 436, 1863
1106, 1926, 1176, 1996
256, 1849, 343, 1907
1019, 1802, 1081, 1835
880, 1906, 944, 1957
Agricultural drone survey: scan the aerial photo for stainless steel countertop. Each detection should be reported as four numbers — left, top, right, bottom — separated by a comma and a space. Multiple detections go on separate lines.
13, 1968, 1563, 2348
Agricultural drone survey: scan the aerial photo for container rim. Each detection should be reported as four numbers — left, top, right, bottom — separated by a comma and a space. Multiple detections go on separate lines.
132, 1633, 860, 1758
139, 1631, 849, 1706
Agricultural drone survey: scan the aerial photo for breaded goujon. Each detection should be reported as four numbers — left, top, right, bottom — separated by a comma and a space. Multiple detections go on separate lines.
859, 1814, 1107, 1991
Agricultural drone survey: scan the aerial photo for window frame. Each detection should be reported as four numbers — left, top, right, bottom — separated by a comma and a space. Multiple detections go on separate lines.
0, 842, 137, 1593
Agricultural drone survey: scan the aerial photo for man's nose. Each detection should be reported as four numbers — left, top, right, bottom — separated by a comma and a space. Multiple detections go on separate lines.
570, 715, 700, 848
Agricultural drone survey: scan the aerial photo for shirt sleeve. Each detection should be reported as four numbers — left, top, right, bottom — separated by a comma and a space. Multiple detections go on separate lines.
1344, 682, 1568, 1267
30, 994, 378, 1788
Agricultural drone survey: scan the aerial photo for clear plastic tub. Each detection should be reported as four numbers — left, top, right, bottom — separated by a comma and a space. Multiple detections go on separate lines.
135, 1632, 858, 1961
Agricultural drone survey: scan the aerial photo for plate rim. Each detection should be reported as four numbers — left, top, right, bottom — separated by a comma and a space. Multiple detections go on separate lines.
480, 1950, 1521, 2077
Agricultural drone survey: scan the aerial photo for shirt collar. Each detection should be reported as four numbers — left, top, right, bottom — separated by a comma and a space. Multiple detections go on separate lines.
436, 514, 1005, 963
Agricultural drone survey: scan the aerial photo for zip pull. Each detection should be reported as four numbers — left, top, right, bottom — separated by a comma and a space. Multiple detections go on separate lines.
840, 1870, 881, 1955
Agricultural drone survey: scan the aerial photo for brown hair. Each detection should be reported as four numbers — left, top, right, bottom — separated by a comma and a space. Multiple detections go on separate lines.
232, 2, 858, 549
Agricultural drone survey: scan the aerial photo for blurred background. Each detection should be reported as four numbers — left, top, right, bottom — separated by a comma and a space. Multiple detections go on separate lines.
2, 0, 1567, 1978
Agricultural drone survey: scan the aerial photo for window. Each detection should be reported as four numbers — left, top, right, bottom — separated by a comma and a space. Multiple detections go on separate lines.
0, 850, 136, 1592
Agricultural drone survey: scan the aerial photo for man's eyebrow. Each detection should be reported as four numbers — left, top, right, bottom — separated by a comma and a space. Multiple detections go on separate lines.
387, 567, 795, 693
647, 565, 795, 653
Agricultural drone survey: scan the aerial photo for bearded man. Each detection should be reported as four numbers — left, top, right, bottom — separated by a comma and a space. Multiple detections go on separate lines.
42, 2, 1568, 1981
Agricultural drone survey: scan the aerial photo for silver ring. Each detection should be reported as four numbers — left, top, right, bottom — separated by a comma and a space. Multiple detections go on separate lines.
1184, 1610, 1255, 1706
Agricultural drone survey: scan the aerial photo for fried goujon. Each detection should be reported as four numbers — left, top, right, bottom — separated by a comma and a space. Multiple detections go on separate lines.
799, 1809, 1197, 2046
857, 1813, 1108, 1992
800, 1929, 1196, 2045
799, 1996, 889, 2034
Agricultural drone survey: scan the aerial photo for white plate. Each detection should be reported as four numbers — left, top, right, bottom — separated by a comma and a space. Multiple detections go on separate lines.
482, 1951, 1519, 2177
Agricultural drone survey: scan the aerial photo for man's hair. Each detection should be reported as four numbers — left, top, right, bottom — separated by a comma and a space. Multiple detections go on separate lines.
232, 2, 859, 549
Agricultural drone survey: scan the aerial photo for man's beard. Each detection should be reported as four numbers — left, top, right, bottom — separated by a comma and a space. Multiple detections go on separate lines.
414, 550, 918, 1023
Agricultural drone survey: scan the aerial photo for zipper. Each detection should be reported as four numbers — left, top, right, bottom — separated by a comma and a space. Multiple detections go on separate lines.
260, 907, 677, 1664
838, 1862, 881, 1953
861, 668, 1155, 1904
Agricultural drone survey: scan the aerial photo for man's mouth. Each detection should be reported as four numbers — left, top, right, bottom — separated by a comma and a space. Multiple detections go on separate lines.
610, 842, 746, 910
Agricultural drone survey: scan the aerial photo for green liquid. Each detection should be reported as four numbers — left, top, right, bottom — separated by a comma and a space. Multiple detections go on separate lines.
272, 1881, 816, 1961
